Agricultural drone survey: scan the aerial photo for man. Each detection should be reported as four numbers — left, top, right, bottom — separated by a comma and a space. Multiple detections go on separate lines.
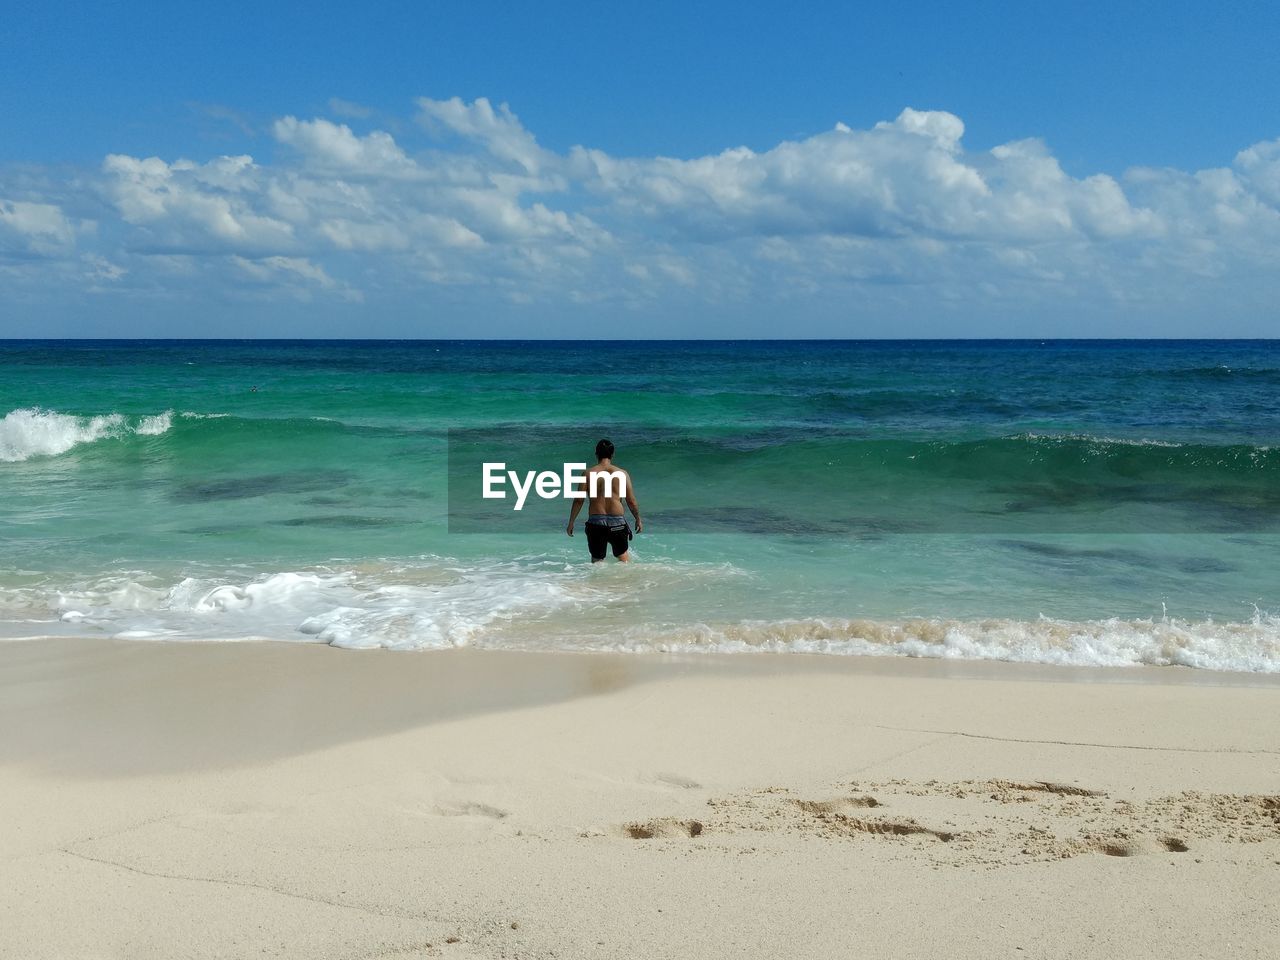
566, 438, 643, 562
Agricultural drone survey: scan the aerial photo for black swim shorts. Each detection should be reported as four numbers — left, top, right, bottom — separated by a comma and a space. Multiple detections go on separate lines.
585, 518, 631, 560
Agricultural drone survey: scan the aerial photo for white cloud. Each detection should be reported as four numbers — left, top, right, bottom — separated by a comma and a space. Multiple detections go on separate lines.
5, 99, 1280, 331
416, 96, 553, 177
273, 117, 417, 176
574, 109, 1162, 244
1236, 139, 1280, 211
86, 107, 605, 291
102, 154, 295, 250
232, 255, 362, 302
0, 199, 76, 255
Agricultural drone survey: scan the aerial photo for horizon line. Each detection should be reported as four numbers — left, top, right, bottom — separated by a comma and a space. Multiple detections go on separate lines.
3, 336, 1278, 345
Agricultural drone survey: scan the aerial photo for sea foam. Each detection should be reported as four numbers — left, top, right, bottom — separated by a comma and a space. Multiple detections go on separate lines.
604, 615, 1280, 672
9, 562, 598, 652
4, 561, 1280, 672
0, 408, 175, 461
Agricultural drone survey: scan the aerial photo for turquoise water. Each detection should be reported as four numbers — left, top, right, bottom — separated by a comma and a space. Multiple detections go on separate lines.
2, 339, 1279, 670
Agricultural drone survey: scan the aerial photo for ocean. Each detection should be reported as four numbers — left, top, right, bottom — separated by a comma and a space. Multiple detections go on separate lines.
2, 339, 1278, 671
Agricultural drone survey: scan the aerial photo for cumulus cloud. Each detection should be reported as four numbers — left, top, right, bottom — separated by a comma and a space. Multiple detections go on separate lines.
3, 98, 1280, 332
1236, 138, 1280, 206
572, 109, 1160, 244
416, 96, 554, 178
232, 254, 362, 301
101, 154, 295, 251
273, 117, 417, 176
0, 199, 77, 256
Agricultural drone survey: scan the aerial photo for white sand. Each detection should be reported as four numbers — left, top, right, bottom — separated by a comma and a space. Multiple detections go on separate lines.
2, 638, 1278, 959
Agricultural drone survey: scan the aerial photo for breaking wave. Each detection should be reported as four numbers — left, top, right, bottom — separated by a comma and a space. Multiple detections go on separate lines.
0, 408, 174, 462
0, 562, 604, 651
604, 615, 1280, 672
2, 560, 1278, 672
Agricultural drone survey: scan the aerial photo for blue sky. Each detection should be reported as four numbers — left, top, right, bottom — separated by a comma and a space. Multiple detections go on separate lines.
2, 1, 1279, 337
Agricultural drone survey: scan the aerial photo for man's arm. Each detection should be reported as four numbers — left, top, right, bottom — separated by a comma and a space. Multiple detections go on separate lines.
624, 472, 642, 534
566, 477, 585, 536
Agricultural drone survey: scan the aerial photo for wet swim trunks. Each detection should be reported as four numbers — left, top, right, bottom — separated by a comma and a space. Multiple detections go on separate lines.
585, 514, 631, 560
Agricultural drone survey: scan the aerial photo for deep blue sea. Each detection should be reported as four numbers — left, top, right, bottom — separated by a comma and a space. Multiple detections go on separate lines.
2, 339, 1278, 670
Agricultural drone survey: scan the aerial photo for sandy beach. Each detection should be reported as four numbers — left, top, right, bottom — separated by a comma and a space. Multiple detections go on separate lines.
1, 639, 1277, 959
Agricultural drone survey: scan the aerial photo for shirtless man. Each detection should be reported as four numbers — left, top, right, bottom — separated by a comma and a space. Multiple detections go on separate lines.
565, 438, 642, 562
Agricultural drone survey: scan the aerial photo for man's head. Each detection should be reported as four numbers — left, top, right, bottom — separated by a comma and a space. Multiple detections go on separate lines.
595, 438, 615, 462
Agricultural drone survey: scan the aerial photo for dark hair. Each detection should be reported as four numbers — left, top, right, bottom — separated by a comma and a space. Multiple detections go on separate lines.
595, 438, 615, 461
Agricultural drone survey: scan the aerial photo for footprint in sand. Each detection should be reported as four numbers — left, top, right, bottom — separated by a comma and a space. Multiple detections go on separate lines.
434, 800, 509, 820
652, 772, 703, 790
829, 815, 957, 842
793, 796, 881, 815
789, 796, 956, 841
1078, 834, 1185, 857
1085, 836, 1148, 857
988, 780, 1105, 798
624, 818, 704, 839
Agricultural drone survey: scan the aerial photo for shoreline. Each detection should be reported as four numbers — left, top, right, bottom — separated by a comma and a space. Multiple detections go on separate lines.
3, 636, 1278, 958
7, 598, 1278, 672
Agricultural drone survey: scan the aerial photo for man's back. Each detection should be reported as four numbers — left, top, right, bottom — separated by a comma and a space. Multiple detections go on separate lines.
585, 462, 629, 516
